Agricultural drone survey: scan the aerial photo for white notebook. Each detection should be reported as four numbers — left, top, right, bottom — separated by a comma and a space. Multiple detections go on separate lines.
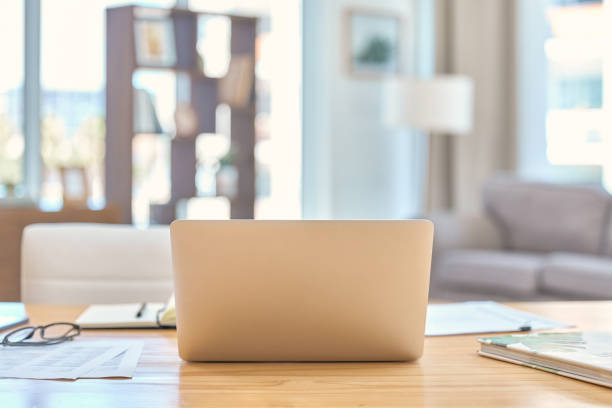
76, 295, 176, 329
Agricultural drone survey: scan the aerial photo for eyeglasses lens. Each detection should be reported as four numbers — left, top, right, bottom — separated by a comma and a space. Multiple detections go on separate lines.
42, 324, 78, 340
6, 327, 36, 343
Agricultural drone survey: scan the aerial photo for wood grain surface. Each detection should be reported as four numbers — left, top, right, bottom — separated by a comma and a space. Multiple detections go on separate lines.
1, 302, 611, 407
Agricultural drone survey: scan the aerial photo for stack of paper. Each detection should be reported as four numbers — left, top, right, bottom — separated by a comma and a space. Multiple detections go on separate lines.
0, 340, 143, 380
426, 301, 572, 336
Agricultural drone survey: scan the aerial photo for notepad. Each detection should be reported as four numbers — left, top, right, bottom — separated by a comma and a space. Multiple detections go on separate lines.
478, 332, 612, 388
76, 295, 175, 329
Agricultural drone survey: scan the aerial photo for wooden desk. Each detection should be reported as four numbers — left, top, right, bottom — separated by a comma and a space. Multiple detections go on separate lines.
1, 302, 612, 407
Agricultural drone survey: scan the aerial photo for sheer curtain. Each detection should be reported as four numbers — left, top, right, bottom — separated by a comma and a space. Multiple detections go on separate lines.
430, 0, 517, 214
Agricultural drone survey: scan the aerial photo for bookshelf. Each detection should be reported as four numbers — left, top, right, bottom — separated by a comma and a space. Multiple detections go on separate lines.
106, 6, 256, 224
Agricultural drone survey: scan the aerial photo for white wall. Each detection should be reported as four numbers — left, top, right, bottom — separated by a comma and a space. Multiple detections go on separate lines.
303, 0, 433, 219
266, 0, 303, 218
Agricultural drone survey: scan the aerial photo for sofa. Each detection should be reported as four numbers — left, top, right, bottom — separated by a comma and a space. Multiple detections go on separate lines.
430, 178, 612, 301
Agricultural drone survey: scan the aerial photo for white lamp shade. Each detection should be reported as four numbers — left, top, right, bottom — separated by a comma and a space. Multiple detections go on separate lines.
384, 75, 474, 134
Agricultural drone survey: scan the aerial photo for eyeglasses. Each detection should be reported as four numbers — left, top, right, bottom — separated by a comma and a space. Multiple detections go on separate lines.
1, 322, 81, 347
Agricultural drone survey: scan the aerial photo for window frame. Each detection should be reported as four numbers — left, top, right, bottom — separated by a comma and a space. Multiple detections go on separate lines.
23, 0, 41, 200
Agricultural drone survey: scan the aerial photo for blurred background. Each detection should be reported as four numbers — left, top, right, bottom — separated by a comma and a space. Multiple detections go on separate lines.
1, 0, 611, 302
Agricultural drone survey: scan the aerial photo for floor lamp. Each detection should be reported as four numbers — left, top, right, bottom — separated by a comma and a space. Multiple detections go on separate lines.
385, 75, 474, 211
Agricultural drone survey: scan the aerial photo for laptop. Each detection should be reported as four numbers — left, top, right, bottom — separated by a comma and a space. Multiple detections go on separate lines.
171, 220, 433, 362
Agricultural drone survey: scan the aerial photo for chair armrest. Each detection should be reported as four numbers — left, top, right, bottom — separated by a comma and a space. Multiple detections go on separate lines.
428, 212, 503, 254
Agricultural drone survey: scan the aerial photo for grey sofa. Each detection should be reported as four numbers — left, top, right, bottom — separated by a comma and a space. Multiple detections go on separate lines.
430, 178, 612, 301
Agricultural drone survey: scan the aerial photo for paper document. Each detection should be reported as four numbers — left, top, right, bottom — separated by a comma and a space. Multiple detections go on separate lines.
0, 340, 143, 380
82, 342, 143, 378
425, 301, 572, 336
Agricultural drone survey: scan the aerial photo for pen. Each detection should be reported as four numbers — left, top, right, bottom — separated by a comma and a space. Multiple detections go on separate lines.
518, 321, 531, 332
135, 302, 147, 318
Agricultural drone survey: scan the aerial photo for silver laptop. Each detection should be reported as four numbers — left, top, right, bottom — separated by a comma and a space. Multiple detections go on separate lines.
171, 220, 433, 362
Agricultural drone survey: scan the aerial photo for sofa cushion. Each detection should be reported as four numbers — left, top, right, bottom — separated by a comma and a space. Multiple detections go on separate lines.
434, 249, 543, 296
601, 218, 612, 258
540, 252, 612, 299
484, 178, 611, 255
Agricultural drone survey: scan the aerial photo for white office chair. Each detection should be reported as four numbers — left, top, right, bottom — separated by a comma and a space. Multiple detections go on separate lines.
21, 223, 173, 304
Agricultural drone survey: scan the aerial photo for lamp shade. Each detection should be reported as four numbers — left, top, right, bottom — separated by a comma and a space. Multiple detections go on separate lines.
384, 75, 474, 135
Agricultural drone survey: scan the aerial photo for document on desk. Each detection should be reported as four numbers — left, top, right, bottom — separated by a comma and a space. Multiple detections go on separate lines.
425, 301, 572, 336
82, 342, 143, 378
0, 340, 143, 380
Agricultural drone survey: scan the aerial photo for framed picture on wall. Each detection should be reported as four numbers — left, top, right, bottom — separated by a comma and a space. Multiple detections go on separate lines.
134, 18, 177, 67
344, 9, 401, 77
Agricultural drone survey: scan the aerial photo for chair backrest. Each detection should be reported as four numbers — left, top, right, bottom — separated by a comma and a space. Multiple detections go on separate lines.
21, 223, 173, 304
483, 177, 611, 255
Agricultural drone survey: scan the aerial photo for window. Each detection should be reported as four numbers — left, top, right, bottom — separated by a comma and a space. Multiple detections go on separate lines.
131, 70, 175, 224
38, 0, 175, 210
0, 2, 24, 198
188, 0, 302, 219
2, 0, 301, 221
517, 0, 612, 185
544, 0, 607, 167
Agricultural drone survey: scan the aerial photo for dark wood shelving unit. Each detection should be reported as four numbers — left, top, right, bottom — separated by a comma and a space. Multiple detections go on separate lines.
105, 5, 256, 224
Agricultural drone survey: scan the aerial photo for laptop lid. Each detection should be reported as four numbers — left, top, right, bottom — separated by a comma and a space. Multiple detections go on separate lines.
171, 220, 433, 362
